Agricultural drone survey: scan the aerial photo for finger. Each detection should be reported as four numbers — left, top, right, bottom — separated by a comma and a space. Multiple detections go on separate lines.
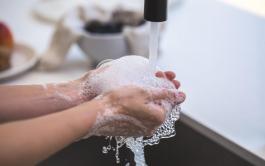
172, 80, 181, 89
165, 71, 176, 80
164, 90, 186, 105
150, 88, 177, 101
175, 91, 186, 104
155, 71, 166, 78
150, 88, 186, 105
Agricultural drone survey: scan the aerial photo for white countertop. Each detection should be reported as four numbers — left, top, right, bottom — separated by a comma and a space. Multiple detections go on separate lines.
159, 0, 265, 163
0, 0, 265, 164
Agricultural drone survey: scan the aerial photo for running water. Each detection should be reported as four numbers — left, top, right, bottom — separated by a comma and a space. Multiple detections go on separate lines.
86, 23, 180, 166
149, 22, 160, 70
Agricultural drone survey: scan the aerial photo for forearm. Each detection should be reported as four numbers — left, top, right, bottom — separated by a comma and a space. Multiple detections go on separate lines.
0, 99, 102, 165
0, 75, 98, 123
0, 82, 82, 122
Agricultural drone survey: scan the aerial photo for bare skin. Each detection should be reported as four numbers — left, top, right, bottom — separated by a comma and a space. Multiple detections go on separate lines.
0, 82, 82, 122
89, 86, 185, 137
0, 70, 182, 123
0, 70, 185, 165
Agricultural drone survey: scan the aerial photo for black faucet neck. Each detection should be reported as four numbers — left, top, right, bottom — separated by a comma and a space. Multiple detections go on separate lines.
144, 0, 168, 22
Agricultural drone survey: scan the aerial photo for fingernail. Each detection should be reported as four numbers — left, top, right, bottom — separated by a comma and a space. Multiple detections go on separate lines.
176, 92, 186, 104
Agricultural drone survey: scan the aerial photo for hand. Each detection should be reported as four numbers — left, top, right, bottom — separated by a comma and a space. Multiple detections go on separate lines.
75, 64, 112, 102
89, 85, 185, 137
156, 71, 181, 89
76, 67, 185, 101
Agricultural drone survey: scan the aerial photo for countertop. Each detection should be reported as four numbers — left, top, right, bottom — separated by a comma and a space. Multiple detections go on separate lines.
159, 0, 265, 165
0, 0, 264, 165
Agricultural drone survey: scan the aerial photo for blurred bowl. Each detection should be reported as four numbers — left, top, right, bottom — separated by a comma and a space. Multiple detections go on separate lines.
77, 31, 127, 63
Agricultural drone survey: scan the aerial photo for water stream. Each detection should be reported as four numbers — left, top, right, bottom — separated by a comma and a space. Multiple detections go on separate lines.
149, 22, 160, 70
101, 22, 180, 166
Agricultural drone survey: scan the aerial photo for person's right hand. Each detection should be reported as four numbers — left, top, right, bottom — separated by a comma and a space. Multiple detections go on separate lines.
89, 85, 185, 137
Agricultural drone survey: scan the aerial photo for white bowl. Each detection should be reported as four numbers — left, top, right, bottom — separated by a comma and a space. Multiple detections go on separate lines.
77, 31, 128, 63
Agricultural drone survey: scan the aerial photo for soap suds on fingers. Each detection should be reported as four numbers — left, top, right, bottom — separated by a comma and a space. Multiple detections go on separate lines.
80, 56, 182, 166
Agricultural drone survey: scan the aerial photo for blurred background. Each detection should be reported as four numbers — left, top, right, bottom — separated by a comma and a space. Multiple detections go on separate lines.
0, 0, 265, 165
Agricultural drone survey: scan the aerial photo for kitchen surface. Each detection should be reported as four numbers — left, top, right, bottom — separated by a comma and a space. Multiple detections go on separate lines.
0, 0, 265, 165
159, 0, 265, 165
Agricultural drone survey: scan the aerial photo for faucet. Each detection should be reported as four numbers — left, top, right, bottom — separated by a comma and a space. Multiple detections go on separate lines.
144, 0, 168, 68
144, 0, 168, 22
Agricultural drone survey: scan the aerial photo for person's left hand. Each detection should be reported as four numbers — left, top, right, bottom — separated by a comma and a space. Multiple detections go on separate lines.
75, 69, 184, 102
88, 85, 184, 137
155, 71, 181, 89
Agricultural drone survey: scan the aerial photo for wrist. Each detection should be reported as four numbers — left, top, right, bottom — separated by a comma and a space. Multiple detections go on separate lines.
70, 98, 107, 139
77, 71, 99, 102
45, 70, 99, 109
46, 81, 83, 108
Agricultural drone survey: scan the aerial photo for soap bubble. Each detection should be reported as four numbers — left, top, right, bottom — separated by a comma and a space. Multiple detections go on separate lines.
83, 56, 181, 166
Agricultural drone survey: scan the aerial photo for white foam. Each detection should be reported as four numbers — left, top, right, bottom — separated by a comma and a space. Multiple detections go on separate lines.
84, 56, 175, 94
82, 56, 181, 166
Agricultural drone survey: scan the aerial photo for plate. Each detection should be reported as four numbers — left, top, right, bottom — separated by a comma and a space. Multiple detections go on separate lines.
0, 43, 39, 81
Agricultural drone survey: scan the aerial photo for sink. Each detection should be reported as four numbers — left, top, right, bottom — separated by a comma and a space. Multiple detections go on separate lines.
39, 120, 253, 166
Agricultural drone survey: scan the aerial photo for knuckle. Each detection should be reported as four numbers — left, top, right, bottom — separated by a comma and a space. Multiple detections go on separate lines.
146, 129, 155, 137
155, 113, 166, 125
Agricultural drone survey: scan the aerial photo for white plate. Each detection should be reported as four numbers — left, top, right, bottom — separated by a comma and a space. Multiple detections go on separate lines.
0, 43, 39, 81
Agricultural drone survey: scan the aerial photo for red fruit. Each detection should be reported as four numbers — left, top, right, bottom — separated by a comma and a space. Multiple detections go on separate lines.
0, 22, 14, 50
0, 22, 14, 71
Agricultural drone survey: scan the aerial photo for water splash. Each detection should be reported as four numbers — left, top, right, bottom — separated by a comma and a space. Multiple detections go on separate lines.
102, 106, 180, 166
